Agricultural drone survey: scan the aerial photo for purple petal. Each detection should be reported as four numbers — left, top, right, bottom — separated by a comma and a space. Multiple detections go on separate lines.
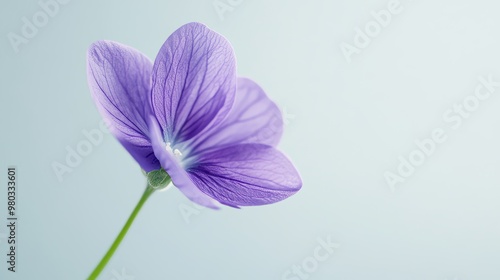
147, 114, 220, 209
188, 77, 284, 155
188, 144, 302, 207
150, 22, 236, 146
87, 41, 160, 172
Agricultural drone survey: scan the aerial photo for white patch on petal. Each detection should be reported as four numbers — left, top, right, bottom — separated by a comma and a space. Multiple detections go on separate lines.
165, 142, 173, 153
165, 142, 184, 159
174, 149, 182, 157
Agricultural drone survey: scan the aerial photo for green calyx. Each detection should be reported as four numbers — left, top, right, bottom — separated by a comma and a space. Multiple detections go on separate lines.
146, 168, 171, 190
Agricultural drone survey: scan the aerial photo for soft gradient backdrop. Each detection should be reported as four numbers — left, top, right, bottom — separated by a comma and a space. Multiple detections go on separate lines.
1, 0, 500, 279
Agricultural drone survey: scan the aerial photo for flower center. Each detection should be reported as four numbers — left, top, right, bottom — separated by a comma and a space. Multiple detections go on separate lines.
165, 142, 183, 158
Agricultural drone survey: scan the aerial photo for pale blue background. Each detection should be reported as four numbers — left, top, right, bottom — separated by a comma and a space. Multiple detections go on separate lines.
1, 0, 500, 279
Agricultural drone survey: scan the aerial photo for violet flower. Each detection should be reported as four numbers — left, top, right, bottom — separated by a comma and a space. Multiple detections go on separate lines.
86, 22, 301, 278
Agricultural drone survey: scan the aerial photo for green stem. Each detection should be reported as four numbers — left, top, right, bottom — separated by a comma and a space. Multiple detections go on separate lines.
88, 185, 155, 280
